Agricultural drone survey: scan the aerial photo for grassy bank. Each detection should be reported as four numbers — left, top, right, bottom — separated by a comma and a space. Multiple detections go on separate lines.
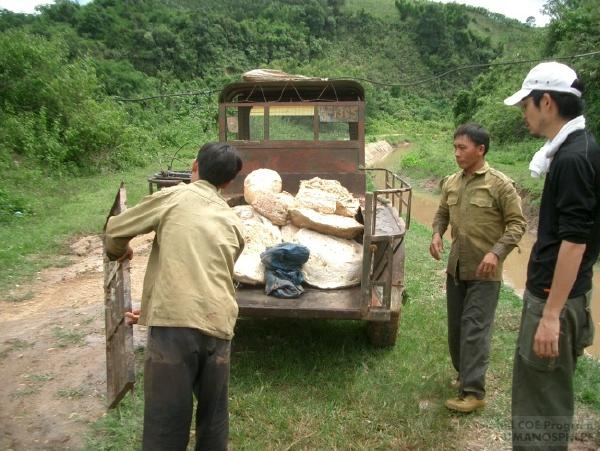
0, 147, 192, 294
375, 123, 547, 206
87, 220, 600, 450
2, 123, 599, 449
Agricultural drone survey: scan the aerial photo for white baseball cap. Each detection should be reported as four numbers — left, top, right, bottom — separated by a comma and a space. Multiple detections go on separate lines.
503, 61, 582, 106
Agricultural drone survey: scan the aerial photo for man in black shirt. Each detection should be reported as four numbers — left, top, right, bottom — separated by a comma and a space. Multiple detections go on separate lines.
504, 61, 599, 450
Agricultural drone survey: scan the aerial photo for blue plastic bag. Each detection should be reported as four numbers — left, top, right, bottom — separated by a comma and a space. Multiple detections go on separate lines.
260, 243, 310, 298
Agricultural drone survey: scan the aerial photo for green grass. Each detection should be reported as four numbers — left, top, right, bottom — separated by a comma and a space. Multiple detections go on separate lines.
85, 220, 600, 450
52, 326, 88, 348
0, 147, 185, 294
10, 386, 41, 399
56, 387, 87, 399
1, 120, 598, 449
25, 373, 55, 382
3, 290, 35, 302
576, 357, 600, 409
0, 338, 34, 360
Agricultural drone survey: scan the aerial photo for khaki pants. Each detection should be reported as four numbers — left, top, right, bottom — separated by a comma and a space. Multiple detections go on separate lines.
446, 274, 501, 399
512, 289, 594, 450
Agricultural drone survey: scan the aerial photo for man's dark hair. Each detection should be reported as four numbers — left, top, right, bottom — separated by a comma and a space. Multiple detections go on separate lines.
454, 122, 490, 155
530, 81, 584, 120
196, 142, 243, 187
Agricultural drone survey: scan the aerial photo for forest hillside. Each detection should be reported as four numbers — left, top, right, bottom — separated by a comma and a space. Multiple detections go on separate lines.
0, 0, 598, 232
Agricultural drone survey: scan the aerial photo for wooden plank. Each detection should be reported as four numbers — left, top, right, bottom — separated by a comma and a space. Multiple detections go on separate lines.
102, 183, 135, 409
237, 147, 360, 172
236, 287, 363, 319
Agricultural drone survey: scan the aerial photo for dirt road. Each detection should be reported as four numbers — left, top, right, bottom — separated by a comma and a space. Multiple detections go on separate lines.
0, 234, 152, 450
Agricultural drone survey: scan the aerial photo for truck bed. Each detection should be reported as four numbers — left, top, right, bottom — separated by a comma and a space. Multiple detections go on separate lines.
235, 196, 408, 321
236, 286, 363, 319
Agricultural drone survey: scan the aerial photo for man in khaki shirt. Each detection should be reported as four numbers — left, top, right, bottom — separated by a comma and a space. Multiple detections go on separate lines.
105, 142, 245, 451
430, 123, 526, 413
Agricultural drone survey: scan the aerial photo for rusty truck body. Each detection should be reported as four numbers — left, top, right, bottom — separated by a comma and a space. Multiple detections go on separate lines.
149, 78, 411, 346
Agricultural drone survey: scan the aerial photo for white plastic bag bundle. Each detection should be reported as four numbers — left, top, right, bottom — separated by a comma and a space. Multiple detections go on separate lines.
232, 205, 282, 284
287, 227, 363, 289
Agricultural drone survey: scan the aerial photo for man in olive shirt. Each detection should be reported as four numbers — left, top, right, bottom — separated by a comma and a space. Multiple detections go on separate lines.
105, 142, 245, 450
430, 123, 526, 413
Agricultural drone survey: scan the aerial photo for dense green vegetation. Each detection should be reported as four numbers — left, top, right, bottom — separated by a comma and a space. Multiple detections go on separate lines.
1, 0, 598, 295
0, 0, 598, 282
1, 1, 599, 448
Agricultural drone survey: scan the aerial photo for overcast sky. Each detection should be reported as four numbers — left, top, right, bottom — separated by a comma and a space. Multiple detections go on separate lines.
434, 0, 549, 26
0, 0, 550, 26
0, 0, 89, 13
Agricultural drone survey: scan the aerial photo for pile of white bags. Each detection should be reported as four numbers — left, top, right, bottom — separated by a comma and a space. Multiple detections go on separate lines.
233, 169, 364, 288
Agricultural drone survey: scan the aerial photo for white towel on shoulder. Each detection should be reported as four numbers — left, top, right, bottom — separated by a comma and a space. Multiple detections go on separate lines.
529, 115, 586, 177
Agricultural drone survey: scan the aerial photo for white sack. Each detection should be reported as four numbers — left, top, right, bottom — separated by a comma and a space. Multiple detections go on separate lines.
232, 205, 282, 284
243, 168, 282, 205
288, 228, 363, 289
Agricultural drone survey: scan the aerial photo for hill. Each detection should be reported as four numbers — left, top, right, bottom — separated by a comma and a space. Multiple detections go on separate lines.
0, 0, 598, 216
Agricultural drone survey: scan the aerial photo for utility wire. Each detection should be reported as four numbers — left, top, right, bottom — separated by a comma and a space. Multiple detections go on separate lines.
341, 50, 600, 88
114, 88, 221, 102
113, 50, 600, 102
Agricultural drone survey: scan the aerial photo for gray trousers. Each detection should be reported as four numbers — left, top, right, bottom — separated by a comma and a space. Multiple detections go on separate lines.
142, 326, 231, 451
446, 274, 500, 399
512, 289, 594, 451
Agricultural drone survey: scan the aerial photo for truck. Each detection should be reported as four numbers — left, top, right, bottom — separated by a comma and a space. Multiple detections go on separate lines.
148, 76, 412, 347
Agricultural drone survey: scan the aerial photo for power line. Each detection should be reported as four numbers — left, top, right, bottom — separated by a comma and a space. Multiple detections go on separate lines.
112, 50, 600, 102
339, 50, 600, 88
114, 88, 221, 102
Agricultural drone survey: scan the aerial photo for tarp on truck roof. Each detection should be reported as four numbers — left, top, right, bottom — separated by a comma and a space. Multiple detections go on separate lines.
219, 79, 365, 103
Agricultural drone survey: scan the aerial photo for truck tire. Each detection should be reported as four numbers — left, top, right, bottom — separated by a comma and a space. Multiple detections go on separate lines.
367, 310, 400, 347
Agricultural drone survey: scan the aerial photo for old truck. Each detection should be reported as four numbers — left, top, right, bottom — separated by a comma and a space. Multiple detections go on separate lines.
148, 77, 412, 347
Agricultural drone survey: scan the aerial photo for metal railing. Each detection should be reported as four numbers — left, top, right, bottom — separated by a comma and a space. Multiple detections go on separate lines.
364, 167, 412, 234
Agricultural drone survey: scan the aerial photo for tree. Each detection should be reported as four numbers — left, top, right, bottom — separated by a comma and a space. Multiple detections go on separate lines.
0, 29, 150, 174
37, 0, 80, 25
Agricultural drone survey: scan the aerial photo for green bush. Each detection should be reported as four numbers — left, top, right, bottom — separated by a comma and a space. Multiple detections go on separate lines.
472, 96, 530, 143
0, 29, 159, 175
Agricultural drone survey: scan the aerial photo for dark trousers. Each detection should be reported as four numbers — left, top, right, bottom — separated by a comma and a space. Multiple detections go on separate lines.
142, 326, 231, 451
446, 274, 500, 399
512, 290, 594, 451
